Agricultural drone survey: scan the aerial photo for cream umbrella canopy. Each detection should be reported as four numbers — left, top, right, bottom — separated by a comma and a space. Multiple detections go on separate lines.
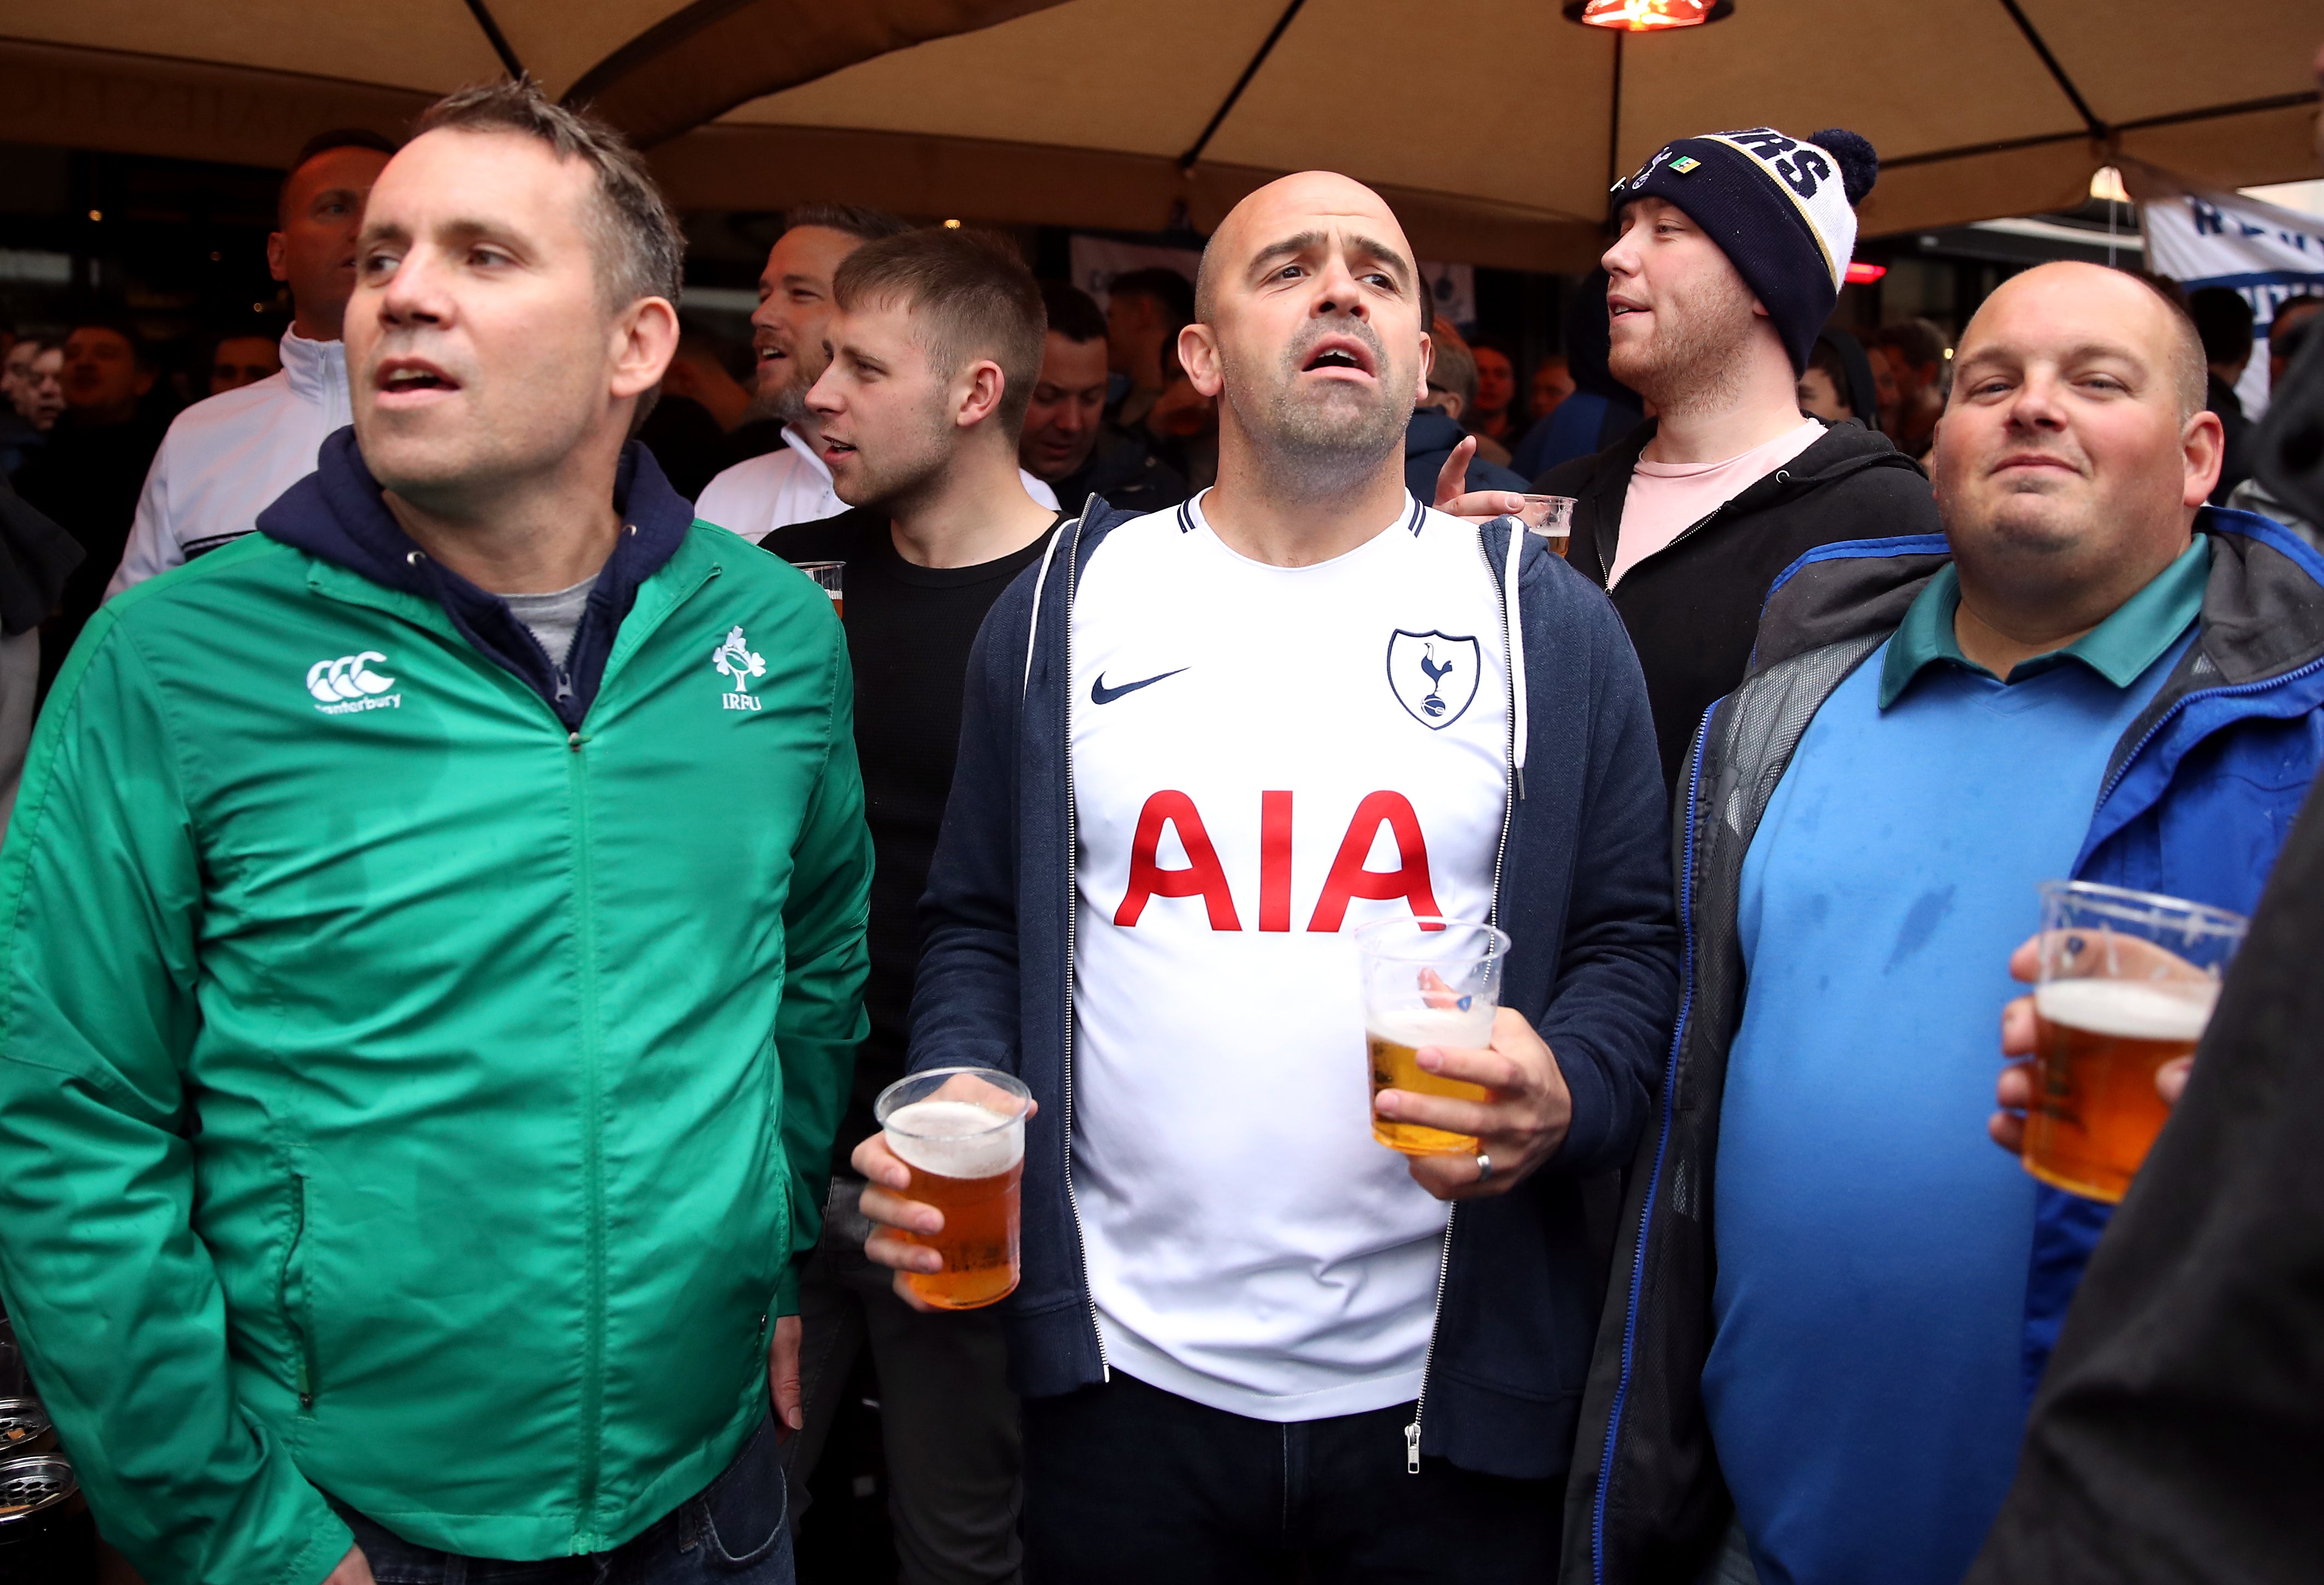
0, 0, 2315, 269
0, 1, 1055, 172
653, 0, 2323, 269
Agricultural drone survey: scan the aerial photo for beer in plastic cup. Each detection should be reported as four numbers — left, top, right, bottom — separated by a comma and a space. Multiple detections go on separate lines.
876, 1066, 1030, 1309
1516, 495, 1574, 559
2021, 880, 2244, 1203
1357, 917, 1510, 1155
795, 560, 844, 619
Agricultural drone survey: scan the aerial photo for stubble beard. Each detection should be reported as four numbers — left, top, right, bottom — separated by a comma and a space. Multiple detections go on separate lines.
835, 395, 954, 514
1608, 271, 1759, 419
1229, 325, 1412, 497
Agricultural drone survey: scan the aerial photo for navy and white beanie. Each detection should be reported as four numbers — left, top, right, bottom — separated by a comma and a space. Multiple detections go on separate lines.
1612, 127, 1880, 373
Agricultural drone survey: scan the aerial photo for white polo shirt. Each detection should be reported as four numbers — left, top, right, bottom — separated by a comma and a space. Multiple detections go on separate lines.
696, 423, 1057, 539
1068, 491, 1511, 1422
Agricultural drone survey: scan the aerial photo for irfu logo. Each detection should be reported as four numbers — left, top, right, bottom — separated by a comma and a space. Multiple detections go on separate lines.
712, 626, 767, 712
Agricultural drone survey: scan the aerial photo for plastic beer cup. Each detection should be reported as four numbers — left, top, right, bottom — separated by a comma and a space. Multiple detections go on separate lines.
1515, 495, 1574, 559
2021, 880, 2245, 1203
875, 1066, 1030, 1309
795, 560, 844, 619
1357, 917, 1510, 1155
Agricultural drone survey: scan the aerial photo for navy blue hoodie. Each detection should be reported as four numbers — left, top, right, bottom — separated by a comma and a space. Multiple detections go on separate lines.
908, 494, 1681, 1480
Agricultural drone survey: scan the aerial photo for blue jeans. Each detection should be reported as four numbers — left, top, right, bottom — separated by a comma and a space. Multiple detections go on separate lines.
336, 1416, 793, 1584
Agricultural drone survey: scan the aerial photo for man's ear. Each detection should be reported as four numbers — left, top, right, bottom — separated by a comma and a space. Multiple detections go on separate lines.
956, 359, 1007, 429
1417, 332, 1436, 409
266, 233, 290, 286
610, 296, 680, 401
1179, 321, 1225, 400
2182, 407, 2226, 509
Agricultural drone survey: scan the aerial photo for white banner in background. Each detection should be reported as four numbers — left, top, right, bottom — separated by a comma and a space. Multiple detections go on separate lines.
1069, 235, 1478, 332
2142, 188, 2324, 419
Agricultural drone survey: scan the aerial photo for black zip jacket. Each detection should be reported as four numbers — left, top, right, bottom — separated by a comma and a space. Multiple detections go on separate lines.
909, 496, 1681, 1480
1561, 514, 2324, 1585
1541, 418, 1939, 792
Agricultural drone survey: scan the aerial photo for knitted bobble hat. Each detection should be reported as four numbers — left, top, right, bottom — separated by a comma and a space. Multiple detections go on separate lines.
1612, 127, 1880, 372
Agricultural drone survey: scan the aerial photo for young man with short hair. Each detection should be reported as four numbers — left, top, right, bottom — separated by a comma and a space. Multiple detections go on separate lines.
1102, 266, 1195, 431
1019, 281, 1186, 517
1870, 318, 1950, 460
1538, 127, 1941, 790
858, 171, 1678, 1582
698, 207, 1056, 540
761, 225, 1061, 1585
106, 130, 397, 595
0, 336, 62, 479
1569, 262, 2324, 1585
0, 82, 870, 1585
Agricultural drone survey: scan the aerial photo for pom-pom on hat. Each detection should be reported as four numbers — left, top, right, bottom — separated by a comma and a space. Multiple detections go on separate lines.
1611, 127, 1879, 373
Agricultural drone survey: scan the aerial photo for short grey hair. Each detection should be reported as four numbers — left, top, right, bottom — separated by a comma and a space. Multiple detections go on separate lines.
415, 80, 683, 312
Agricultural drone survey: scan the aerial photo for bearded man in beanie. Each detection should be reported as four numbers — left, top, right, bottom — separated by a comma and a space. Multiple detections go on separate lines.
1537, 128, 1941, 791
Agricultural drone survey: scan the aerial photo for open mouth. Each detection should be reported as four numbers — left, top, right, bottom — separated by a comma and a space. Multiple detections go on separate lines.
376, 359, 459, 402
1608, 298, 1648, 320
820, 435, 858, 466
1301, 336, 1377, 378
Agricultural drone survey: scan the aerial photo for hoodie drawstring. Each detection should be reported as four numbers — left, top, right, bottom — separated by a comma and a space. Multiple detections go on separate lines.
1024, 517, 1074, 696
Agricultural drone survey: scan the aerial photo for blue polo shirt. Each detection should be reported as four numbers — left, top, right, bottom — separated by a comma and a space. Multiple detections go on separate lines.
1701, 541, 2208, 1585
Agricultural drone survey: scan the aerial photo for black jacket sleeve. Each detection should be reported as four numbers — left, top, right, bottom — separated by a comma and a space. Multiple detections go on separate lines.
908, 562, 1037, 1078
1534, 563, 1681, 1178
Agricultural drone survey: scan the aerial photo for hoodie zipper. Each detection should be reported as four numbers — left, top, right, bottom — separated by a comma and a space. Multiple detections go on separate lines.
1057, 514, 1109, 1381
1404, 528, 1523, 1474
1590, 705, 1711, 1585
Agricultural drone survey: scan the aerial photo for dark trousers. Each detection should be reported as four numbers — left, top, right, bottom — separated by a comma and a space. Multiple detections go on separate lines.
335, 1415, 792, 1584
1021, 1371, 1564, 1584
786, 1176, 1023, 1584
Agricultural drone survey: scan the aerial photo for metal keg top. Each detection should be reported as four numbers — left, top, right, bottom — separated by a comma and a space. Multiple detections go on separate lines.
0, 1455, 77, 1522
0, 1401, 48, 1450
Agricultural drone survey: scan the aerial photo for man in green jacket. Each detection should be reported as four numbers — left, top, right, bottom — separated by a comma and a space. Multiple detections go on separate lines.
0, 82, 870, 1585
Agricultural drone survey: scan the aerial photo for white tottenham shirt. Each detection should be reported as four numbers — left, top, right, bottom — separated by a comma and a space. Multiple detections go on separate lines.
696, 423, 1057, 538
105, 328, 351, 598
1068, 490, 1511, 1422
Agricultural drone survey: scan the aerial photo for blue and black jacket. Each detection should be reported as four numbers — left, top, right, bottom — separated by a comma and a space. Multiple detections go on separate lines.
1562, 509, 2324, 1584
908, 494, 1683, 1480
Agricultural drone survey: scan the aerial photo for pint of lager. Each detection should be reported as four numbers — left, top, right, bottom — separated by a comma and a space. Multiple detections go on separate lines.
876, 1067, 1030, 1309
1356, 917, 1511, 1156
2019, 881, 2245, 1204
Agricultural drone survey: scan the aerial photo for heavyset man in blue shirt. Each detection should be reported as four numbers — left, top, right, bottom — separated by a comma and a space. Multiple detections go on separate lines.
1562, 261, 2324, 1585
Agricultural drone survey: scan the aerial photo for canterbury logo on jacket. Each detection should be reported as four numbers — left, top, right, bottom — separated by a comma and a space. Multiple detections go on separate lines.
0, 430, 872, 1580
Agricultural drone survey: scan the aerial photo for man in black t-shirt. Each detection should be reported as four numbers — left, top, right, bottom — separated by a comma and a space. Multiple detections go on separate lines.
762, 225, 1057, 1585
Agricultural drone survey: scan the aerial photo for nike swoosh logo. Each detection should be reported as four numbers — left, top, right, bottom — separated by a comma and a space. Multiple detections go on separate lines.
1090, 668, 1189, 705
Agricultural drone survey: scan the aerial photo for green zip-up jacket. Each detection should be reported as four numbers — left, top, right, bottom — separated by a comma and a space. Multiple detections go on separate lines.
0, 466, 870, 1581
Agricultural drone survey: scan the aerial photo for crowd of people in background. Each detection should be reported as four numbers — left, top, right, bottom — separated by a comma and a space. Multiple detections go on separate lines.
0, 56, 2320, 1585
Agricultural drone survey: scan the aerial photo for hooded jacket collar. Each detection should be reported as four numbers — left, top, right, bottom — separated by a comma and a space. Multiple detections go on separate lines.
257, 426, 696, 729
1575, 415, 1923, 585
1748, 508, 2324, 695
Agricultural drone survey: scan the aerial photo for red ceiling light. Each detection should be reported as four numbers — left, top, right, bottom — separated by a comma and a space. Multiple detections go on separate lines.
1844, 261, 1888, 284
1564, 0, 1734, 31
